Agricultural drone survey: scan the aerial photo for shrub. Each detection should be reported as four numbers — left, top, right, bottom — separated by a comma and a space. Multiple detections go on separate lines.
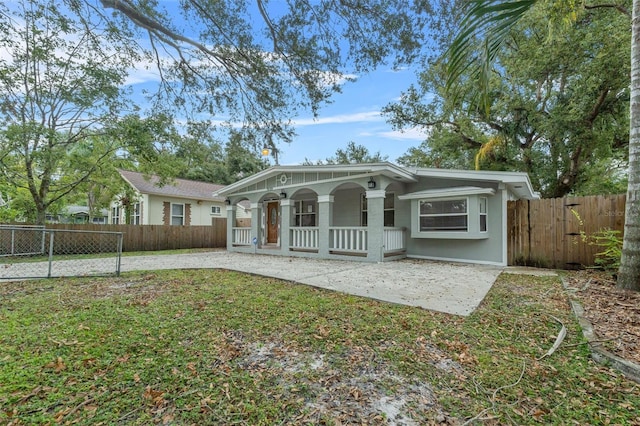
591, 228, 622, 271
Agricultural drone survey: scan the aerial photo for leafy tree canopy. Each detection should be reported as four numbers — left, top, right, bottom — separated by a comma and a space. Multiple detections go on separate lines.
385, 1, 631, 198
303, 141, 388, 165
1, 0, 440, 147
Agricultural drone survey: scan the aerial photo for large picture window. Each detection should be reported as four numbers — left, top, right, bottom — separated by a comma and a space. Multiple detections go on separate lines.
293, 200, 316, 226
171, 203, 184, 225
419, 199, 468, 232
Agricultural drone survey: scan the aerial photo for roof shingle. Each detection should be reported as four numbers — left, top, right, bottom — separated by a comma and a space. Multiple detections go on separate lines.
119, 170, 225, 201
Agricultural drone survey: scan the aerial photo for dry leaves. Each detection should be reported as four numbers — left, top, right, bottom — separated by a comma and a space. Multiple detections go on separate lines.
567, 270, 640, 364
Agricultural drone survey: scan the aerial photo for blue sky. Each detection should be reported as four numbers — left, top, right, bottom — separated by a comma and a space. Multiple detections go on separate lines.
127, 52, 428, 166
278, 67, 426, 165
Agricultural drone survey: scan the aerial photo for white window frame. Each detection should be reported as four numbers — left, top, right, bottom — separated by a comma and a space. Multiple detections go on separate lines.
292, 199, 317, 227
111, 206, 120, 224
479, 197, 488, 232
384, 193, 395, 227
361, 193, 368, 226
171, 203, 185, 225
211, 206, 221, 215
132, 202, 141, 225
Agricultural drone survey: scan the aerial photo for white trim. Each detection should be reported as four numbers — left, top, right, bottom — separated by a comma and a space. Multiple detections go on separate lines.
501, 186, 508, 266
227, 173, 381, 198
399, 186, 495, 200
318, 195, 334, 203
365, 189, 387, 199
216, 162, 418, 195
170, 202, 185, 225
280, 199, 293, 207
250, 202, 260, 209
407, 254, 506, 267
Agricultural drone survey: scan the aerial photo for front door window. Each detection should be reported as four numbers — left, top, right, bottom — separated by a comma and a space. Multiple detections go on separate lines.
266, 201, 279, 244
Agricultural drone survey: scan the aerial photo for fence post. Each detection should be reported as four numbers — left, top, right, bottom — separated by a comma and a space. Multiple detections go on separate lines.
47, 231, 55, 278
116, 233, 123, 276
10, 228, 15, 256
41, 228, 46, 255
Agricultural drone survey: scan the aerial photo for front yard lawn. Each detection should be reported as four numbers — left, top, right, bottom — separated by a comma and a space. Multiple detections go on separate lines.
1, 270, 639, 425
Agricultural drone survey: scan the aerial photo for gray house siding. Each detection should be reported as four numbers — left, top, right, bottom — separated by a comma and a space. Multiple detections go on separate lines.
405, 193, 504, 264
399, 177, 504, 264
219, 163, 537, 266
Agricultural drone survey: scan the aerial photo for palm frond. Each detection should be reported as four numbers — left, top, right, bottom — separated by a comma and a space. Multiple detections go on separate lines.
446, 0, 537, 115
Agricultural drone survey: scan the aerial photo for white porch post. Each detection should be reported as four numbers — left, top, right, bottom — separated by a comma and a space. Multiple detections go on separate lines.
250, 202, 260, 248
280, 199, 292, 252
366, 189, 386, 262
226, 204, 236, 249
317, 195, 334, 257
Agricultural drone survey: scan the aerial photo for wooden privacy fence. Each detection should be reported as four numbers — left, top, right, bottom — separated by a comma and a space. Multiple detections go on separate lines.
48, 218, 227, 252
507, 194, 626, 269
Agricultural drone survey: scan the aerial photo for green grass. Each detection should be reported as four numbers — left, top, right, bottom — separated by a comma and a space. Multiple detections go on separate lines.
1, 270, 638, 425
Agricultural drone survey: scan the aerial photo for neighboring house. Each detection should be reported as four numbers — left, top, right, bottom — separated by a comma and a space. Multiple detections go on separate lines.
110, 170, 238, 226
216, 162, 538, 266
46, 205, 109, 224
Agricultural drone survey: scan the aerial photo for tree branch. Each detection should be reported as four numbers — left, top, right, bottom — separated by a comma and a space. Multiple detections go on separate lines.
584, 3, 631, 18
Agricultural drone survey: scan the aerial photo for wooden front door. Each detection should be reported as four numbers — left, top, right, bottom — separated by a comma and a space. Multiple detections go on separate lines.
266, 201, 279, 244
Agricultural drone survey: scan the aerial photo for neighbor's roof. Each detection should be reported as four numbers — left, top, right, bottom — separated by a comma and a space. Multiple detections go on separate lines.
62, 205, 109, 216
118, 170, 226, 202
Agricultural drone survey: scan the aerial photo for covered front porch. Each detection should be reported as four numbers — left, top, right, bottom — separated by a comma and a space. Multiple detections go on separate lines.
226, 175, 410, 262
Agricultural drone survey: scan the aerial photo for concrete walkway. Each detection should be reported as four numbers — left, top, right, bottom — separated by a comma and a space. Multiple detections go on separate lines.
3, 251, 504, 316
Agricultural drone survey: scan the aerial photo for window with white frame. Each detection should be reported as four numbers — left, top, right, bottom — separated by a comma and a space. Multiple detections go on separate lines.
479, 198, 487, 232
171, 203, 184, 225
111, 206, 120, 224
419, 199, 468, 232
293, 200, 316, 226
211, 206, 221, 215
361, 194, 368, 226
384, 193, 395, 227
132, 202, 141, 225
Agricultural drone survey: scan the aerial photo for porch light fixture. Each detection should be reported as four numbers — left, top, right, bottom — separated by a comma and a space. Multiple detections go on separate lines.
280, 191, 287, 199
367, 177, 376, 189
225, 198, 231, 205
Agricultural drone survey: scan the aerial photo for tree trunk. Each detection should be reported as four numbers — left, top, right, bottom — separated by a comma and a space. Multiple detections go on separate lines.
35, 206, 47, 226
618, 0, 640, 291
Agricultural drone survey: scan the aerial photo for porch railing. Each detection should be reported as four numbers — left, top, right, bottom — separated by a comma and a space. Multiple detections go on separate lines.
290, 227, 319, 250
383, 227, 406, 253
329, 227, 367, 253
232, 227, 252, 246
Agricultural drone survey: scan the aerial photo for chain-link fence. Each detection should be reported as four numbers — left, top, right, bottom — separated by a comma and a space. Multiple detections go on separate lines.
0, 226, 123, 280
0, 224, 46, 257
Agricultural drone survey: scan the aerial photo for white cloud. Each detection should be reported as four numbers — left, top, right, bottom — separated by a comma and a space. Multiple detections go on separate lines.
293, 111, 384, 126
124, 64, 164, 85
376, 127, 427, 141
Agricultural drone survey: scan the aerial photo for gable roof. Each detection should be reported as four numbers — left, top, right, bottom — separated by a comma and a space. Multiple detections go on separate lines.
215, 162, 539, 200
118, 170, 226, 202
215, 162, 418, 196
